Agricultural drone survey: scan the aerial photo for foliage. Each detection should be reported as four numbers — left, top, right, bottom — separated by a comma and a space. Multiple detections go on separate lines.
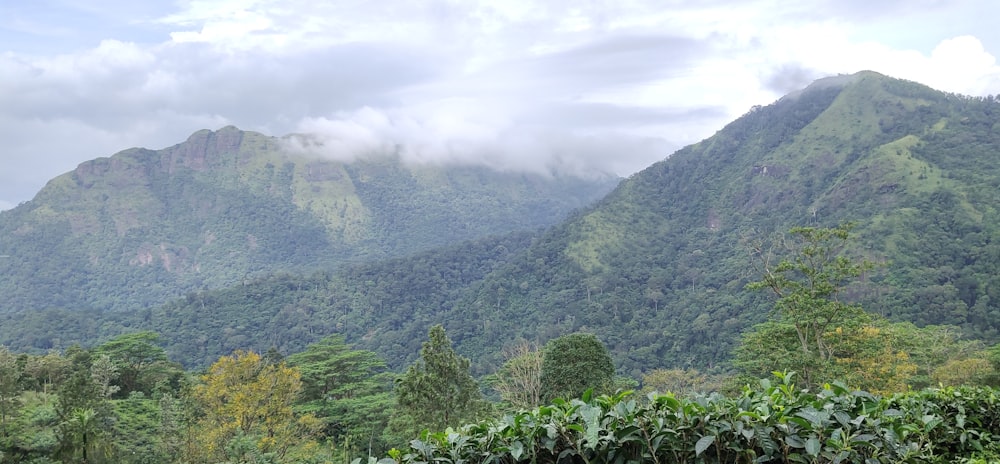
193, 350, 321, 462
989, 343, 1000, 381
0, 327, 996, 462
383, 373, 1000, 464
0, 347, 21, 444
640, 368, 724, 397
892, 323, 990, 389
54, 350, 115, 463
540, 333, 615, 403
735, 224, 921, 393
391, 325, 484, 441
3, 391, 59, 462
59, 407, 111, 463
285, 335, 395, 455
744, 224, 874, 363
831, 323, 916, 394
93, 332, 171, 397
489, 341, 543, 410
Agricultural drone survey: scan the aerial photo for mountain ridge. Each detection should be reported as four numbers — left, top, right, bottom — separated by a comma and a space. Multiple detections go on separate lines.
0, 126, 618, 313
4, 71, 1000, 376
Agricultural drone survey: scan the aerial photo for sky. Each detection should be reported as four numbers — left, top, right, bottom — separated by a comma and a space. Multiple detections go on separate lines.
2, 1, 1000, 211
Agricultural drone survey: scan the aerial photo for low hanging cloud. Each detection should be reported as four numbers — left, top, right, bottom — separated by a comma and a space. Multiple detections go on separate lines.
285, 105, 676, 179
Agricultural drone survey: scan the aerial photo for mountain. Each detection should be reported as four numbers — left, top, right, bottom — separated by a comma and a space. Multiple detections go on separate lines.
4, 71, 1000, 376
442, 71, 1000, 375
0, 126, 618, 314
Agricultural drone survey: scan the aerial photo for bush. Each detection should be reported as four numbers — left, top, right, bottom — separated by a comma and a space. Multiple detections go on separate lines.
375, 372, 1000, 464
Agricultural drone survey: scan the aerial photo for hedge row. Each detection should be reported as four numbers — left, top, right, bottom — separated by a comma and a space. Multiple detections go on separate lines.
377, 373, 1000, 464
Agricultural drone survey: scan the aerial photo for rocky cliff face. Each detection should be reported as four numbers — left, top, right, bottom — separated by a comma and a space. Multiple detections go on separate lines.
161, 127, 246, 172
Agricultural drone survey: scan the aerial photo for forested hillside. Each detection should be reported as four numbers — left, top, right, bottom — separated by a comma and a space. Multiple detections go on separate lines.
447, 71, 1000, 375
0, 232, 536, 366
4, 71, 1000, 379
0, 127, 617, 313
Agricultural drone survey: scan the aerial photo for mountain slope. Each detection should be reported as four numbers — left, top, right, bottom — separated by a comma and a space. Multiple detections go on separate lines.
0, 127, 618, 313
4, 72, 1000, 377
441, 71, 1000, 375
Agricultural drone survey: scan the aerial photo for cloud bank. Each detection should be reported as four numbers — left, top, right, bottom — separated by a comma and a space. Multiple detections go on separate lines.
1, 0, 999, 209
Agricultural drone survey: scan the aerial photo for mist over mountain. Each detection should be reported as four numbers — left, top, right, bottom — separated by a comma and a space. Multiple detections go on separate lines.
3, 71, 1000, 377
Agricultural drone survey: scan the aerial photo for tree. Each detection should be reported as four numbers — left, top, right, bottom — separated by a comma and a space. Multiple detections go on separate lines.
745, 224, 873, 361
391, 325, 482, 439
736, 224, 919, 391
0, 346, 23, 451
193, 350, 321, 462
60, 407, 109, 463
88, 355, 119, 399
932, 357, 994, 386
891, 323, 988, 389
55, 356, 113, 463
20, 349, 71, 394
286, 335, 394, 454
93, 332, 169, 396
491, 341, 543, 410
540, 333, 614, 402
830, 323, 916, 394
156, 392, 191, 463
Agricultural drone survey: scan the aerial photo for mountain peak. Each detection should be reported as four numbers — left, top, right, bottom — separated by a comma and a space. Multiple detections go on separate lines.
780, 70, 878, 101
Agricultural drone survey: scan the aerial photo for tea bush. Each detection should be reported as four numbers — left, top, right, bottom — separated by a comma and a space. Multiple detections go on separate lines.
375, 373, 1000, 464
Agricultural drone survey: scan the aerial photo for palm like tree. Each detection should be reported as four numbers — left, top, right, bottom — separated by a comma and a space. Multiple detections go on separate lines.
62, 407, 103, 463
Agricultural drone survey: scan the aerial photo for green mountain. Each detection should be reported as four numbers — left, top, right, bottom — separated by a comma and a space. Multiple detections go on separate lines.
4, 71, 1000, 376
443, 71, 1000, 376
0, 126, 618, 314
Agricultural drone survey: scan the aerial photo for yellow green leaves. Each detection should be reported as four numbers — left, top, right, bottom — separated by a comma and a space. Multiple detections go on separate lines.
193, 350, 320, 461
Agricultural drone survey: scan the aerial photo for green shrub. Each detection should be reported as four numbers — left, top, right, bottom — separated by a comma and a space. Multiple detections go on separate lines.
374, 373, 1000, 464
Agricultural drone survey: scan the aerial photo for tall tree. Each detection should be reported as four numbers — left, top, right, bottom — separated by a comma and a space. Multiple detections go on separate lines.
60, 407, 110, 464
286, 335, 394, 453
20, 349, 72, 394
745, 224, 874, 361
737, 224, 917, 391
392, 325, 482, 438
55, 348, 113, 463
93, 332, 169, 396
540, 333, 614, 402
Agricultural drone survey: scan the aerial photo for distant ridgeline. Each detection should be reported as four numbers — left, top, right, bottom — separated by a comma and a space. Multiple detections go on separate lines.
0, 126, 618, 316
3, 71, 1000, 376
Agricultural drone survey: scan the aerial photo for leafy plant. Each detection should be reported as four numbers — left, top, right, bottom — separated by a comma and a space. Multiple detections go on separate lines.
382, 373, 1000, 464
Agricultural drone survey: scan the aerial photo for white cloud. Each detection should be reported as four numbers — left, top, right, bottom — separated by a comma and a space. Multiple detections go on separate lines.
1, 0, 1000, 211
926, 36, 1000, 94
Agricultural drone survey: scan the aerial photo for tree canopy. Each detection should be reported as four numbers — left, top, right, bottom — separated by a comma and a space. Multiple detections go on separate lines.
540, 332, 615, 402
391, 325, 483, 439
